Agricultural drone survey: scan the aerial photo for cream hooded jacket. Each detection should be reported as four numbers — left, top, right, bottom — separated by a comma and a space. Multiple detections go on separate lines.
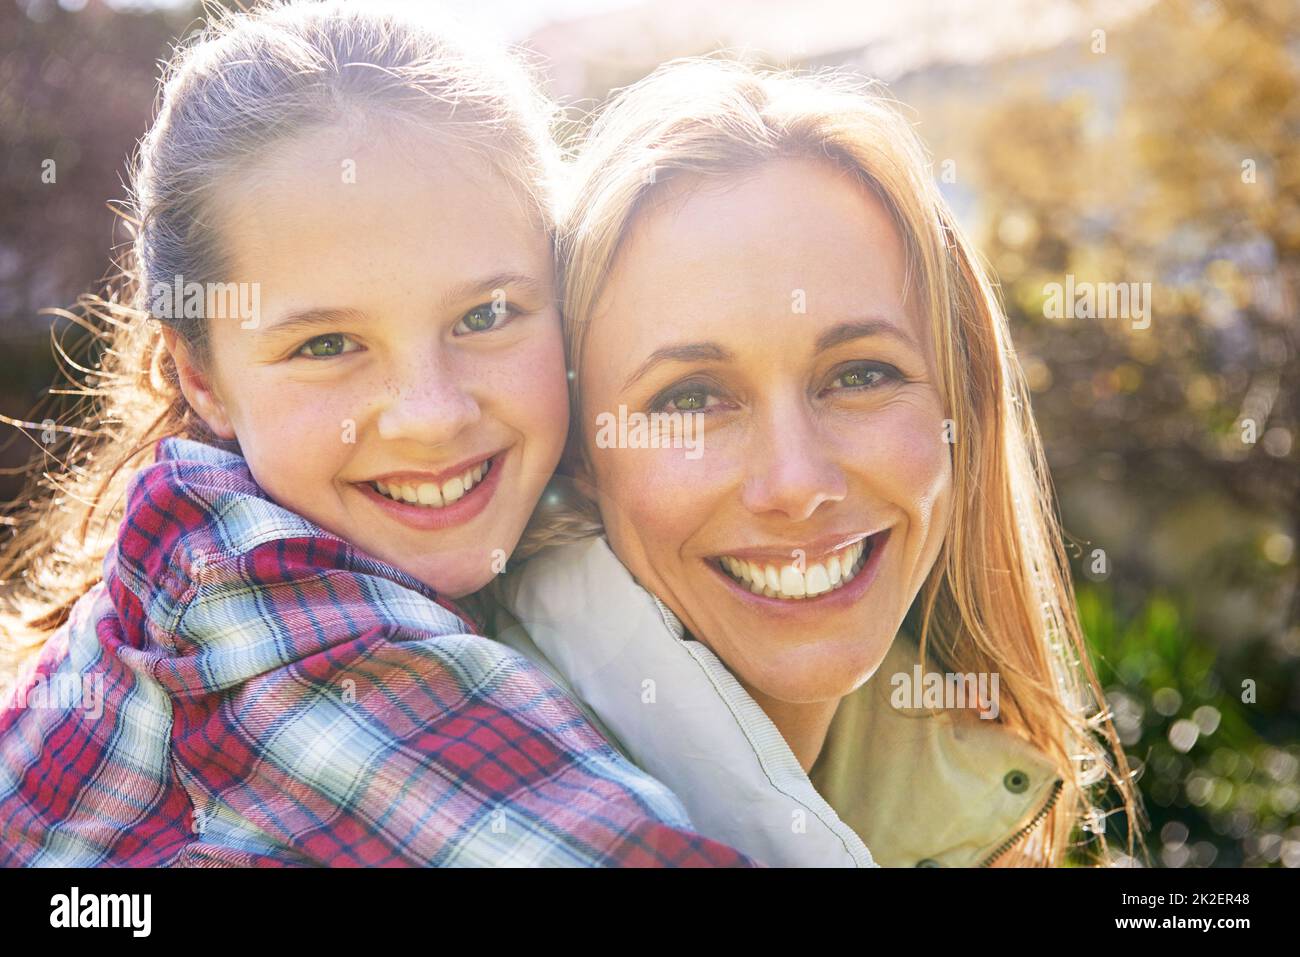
492, 537, 1063, 868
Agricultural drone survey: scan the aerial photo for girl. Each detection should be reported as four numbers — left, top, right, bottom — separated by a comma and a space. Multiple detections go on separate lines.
0, 2, 749, 868
494, 58, 1148, 866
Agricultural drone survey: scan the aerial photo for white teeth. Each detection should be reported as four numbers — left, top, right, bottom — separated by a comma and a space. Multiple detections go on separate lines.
779, 566, 806, 598
717, 537, 874, 601
764, 566, 780, 592
805, 564, 831, 596
372, 459, 491, 509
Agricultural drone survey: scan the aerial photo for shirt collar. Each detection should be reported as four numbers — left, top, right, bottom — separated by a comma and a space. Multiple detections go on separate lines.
501, 535, 1061, 866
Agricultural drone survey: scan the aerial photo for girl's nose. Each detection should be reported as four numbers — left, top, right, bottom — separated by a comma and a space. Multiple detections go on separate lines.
740, 404, 846, 522
375, 356, 482, 448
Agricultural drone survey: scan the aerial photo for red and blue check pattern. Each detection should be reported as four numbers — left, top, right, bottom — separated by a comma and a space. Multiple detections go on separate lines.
0, 437, 751, 867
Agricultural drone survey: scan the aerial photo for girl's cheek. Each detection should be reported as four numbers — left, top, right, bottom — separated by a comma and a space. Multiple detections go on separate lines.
265, 385, 359, 446
538, 337, 572, 422
504, 325, 570, 438
231, 378, 360, 486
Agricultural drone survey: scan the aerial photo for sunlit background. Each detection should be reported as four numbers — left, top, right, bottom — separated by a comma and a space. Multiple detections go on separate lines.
1, 0, 1297, 866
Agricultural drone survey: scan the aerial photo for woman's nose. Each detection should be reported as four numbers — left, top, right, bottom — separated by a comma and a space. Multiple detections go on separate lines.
740, 407, 847, 522
375, 355, 482, 448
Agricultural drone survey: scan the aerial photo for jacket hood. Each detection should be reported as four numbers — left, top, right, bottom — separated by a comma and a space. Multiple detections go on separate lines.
495, 536, 1061, 867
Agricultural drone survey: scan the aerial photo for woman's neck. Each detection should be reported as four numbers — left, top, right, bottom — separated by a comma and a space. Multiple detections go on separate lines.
741, 681, 841, 774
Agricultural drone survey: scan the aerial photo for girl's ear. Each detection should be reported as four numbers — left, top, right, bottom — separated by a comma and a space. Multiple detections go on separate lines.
160, 326, 237, 440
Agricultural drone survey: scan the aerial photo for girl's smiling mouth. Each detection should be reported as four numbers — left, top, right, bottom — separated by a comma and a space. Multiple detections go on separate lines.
355, 451, 505, 531
372, 458, 492, 508
707, 529, 891, 611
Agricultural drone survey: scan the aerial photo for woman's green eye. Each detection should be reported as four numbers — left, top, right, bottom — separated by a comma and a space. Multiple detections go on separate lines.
671, 390, 708, 411
298, 333, 353, 358
832, 363, 898, 391
839, 368, 877, 388
653, 384, 720, 414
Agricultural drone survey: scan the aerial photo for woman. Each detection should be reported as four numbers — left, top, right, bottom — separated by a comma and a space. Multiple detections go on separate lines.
495, 58, 1146, 866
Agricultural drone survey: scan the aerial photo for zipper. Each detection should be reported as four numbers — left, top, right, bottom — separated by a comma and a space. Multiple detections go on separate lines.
978, 777, 1064, 867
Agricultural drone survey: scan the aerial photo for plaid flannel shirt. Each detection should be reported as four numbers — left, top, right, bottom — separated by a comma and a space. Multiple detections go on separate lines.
0, 437, 751, 867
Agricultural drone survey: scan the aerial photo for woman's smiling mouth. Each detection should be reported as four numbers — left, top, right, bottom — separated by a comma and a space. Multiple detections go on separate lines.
710, 530, 891, 605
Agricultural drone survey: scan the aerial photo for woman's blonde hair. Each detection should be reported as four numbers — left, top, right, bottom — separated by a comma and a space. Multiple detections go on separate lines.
527, 57, 1147, 866
0, 0, 563, 688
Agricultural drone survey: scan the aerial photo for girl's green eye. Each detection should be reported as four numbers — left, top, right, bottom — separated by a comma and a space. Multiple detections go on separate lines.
297, 333, 355, 359
455, 302, 512, 335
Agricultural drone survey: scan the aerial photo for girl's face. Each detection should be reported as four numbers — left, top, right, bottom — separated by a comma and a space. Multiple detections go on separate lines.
171, 126, 568, 599
578, 158, 954, 705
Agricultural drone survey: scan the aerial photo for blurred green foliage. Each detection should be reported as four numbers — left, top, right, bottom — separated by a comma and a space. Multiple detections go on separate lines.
1075, 585, 1299, 865
944, 0, 1300, 867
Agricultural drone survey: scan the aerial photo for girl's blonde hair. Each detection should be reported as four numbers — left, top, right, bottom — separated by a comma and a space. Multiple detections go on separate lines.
528, 57, 1147, 866
0, 0, 563, 688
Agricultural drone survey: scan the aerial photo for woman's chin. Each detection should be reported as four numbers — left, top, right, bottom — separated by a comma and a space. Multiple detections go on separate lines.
729, 638, 894, 707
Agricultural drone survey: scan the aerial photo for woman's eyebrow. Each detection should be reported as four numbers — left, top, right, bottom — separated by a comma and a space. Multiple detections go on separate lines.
622, 318, 918, 389
815, 318, 920, 353
623, 341, 733, 390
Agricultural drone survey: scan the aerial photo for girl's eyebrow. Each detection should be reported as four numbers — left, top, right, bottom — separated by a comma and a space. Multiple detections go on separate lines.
261, 307, 368, 337
260, 273, 547, 337
437, 272, 547, 310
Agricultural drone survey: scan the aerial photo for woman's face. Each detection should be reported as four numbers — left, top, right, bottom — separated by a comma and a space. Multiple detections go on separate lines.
579, 157, 953, 704
170, 125, 568, 599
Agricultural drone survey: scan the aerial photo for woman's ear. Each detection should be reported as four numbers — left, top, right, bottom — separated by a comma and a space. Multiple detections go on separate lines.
160, 326, 236, 440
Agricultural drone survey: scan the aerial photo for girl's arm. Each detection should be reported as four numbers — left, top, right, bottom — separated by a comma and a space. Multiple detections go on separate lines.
153, 538, 751, 868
